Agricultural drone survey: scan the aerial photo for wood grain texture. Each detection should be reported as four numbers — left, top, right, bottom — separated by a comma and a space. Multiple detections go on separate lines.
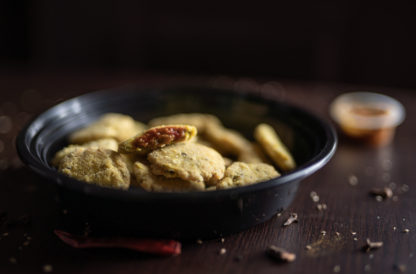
0, 71, 414, 274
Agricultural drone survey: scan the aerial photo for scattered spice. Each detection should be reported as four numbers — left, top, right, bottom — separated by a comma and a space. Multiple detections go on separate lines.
283, 213, 298, 227
333, 265, 341, 273
266, 245, 296, 262
348, 175, 358, 186
316, 203, 327, 211
219, 248, 227, 255
43, 264, 53, 273
370, 187, 393, 200
196, 239, 203, 245
54, 230, 181, 256
364, 238, 383, 252
310, 191, 320, 202
402, 229, 410, 233
305, 232, 345, 258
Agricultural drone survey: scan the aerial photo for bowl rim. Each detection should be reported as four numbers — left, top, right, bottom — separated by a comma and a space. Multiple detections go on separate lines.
16, 85, 337, 201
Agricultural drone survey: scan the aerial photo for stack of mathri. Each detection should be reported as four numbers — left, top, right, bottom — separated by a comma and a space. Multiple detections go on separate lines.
52, 113, 296, 191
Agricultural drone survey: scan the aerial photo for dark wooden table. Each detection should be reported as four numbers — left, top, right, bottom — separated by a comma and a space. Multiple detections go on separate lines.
0, 71, 415, 274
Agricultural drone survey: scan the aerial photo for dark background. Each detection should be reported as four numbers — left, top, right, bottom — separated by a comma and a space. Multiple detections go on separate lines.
1, 1, 416, 88
1, 2, 416, 273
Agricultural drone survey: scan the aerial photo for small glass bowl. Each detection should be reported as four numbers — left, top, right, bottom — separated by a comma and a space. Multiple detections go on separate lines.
330, 92, 405, 146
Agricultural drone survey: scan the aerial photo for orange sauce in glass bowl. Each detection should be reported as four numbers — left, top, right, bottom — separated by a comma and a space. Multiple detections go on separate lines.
350, 106, 388, 117
330, 92, 405, 147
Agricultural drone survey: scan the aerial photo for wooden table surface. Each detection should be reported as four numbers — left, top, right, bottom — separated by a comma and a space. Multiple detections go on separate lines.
0, 71, 415, 274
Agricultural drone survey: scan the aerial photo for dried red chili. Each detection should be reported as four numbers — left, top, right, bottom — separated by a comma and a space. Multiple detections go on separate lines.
54, 230, 181, 256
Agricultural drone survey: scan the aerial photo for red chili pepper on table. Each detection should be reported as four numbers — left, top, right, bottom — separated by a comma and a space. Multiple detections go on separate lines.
54, 230, 181, 256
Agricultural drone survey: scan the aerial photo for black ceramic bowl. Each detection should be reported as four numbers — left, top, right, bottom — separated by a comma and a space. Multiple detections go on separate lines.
17, 86, 337, 239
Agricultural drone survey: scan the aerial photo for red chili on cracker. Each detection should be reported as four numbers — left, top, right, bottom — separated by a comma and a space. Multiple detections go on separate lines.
118, 125, 197, 154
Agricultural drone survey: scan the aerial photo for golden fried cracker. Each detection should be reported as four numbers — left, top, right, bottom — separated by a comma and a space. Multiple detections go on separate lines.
254, 123, 296, 171
217, 162, 280, 189
69, 113, 146, 144
58, 148, 130, 189
52, 138, 118, 167
133, 161, 204, 191
147, 142, 225, 186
